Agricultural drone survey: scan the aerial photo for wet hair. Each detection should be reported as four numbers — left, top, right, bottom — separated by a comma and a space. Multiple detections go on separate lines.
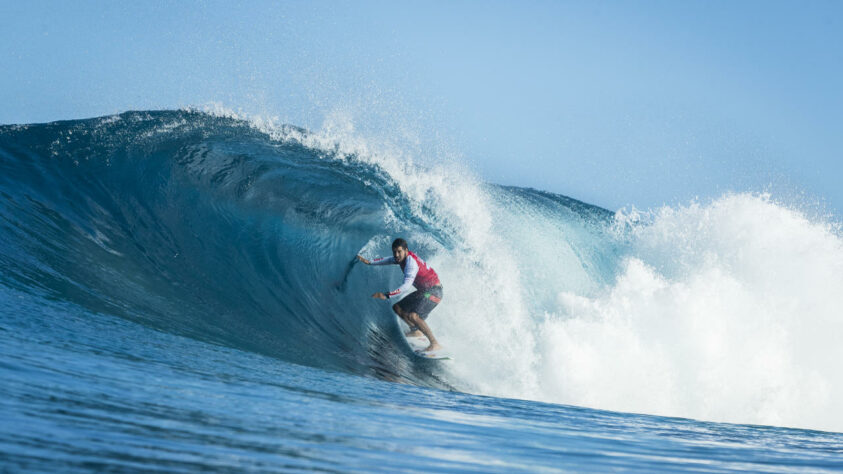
391, 238, 408, 251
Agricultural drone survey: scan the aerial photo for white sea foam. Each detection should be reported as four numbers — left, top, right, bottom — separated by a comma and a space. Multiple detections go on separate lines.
199, 105, 843, 432
536, 194, 843, 431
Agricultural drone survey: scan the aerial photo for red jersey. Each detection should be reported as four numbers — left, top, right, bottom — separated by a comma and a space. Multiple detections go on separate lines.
371, 250, 441, 299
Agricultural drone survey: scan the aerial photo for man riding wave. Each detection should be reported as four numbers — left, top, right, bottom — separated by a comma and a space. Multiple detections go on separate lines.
357, 238, 443, 353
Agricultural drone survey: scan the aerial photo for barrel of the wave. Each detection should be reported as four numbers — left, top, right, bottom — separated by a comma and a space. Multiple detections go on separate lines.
357, 238, 449, 360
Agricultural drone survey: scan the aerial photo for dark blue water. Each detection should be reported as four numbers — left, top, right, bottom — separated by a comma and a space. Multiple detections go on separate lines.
1, 111, 841, 471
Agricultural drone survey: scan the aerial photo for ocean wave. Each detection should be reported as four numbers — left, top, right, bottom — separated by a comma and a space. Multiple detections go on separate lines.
2, 110, 841, 431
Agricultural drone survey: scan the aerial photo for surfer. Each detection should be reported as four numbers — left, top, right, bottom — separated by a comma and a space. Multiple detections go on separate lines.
357, 238, 443, 353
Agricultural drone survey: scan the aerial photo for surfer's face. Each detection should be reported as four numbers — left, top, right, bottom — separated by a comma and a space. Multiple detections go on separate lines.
392, 247, 408, 263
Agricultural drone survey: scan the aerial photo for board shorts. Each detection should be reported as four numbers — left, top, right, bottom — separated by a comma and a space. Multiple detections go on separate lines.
399, 285, 443, 330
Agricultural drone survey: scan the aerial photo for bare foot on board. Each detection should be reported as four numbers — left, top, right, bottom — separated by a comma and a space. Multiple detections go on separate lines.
423, 343, 442, 353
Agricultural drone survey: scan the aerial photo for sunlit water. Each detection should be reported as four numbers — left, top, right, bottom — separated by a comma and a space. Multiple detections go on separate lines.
1, 111, 841, 471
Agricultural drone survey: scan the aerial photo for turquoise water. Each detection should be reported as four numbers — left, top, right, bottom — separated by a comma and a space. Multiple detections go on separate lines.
3, 287, 841, 472
1, 111, 842, 471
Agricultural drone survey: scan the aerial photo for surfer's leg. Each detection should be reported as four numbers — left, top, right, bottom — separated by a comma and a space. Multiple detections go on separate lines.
406, 312, 440, 352
393, 304, 418, 334
395, 288, 442, 350
394, 302, 425, 338
392, 303, 407, 323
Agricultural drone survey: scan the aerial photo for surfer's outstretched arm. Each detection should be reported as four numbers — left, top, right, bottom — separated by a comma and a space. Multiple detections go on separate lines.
369, 256, 396, 266
357, 255, 395, 265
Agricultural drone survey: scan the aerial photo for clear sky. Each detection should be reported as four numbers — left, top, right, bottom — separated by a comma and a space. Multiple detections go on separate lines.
2, 1, 842, 214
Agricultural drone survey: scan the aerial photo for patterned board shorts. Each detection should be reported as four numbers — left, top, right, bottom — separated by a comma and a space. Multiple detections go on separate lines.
397, 285, 443, 321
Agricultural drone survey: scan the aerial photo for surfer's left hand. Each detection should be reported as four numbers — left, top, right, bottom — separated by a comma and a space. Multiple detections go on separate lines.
371, 292, 387, 300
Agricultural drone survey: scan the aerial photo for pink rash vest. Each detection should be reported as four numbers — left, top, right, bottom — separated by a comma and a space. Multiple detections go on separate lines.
371, 250, 441, 299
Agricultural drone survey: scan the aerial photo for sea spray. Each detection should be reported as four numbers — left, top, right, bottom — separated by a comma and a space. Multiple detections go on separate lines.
3, 110, 841, 432
534, 194, 843, 431
275, 112, 843, 430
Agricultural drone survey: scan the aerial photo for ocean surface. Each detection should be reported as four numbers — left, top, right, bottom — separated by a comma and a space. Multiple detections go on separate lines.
1, 110, 841, 471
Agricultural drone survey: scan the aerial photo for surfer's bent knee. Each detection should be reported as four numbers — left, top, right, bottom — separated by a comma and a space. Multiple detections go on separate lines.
392, 303, 401, 314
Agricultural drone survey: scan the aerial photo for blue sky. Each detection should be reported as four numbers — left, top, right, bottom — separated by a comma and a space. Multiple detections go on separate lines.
2, 1, 841, 214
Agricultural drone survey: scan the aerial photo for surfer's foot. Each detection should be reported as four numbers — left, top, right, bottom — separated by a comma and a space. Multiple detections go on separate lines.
405, 330, 425, 338
423, 343, 442, 353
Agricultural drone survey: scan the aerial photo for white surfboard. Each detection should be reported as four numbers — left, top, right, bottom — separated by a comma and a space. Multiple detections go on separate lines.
414, 349, 451, 360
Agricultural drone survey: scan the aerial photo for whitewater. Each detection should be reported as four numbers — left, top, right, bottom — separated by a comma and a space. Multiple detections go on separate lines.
1, 109, 841, 471
225, 107, 843, 432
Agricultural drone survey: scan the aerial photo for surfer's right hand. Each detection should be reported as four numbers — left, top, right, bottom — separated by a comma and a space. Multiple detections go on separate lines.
356, 255, 370, 265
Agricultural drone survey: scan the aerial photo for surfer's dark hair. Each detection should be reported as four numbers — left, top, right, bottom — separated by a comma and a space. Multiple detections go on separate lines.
392, 238, 408, 250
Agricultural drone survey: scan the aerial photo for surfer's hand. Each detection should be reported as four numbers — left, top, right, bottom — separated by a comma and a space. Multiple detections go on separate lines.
357, 255, 370, 265
371, 292, 387, 300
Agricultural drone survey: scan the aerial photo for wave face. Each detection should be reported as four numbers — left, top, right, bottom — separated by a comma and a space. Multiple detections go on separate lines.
1, 110, 842, 432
